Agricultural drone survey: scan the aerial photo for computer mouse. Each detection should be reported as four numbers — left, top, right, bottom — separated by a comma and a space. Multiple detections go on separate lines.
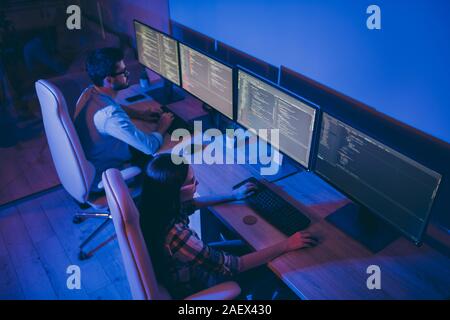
243, 215, 258, 225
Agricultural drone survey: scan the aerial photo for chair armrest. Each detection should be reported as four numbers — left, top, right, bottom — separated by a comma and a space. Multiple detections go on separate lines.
185, 281, 241, 300
98, 166, 142, 189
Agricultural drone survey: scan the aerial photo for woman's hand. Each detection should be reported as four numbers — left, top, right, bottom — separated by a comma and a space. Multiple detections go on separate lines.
284, 231, 318, 252
232, 182, 258, 200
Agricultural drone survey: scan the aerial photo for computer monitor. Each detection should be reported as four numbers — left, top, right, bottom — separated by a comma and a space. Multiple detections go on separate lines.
134, 20, 184, 104
217, 41, 279, 84
237, 67, 318, 169
179, 43, 234, 120
134, 20, 180, 85
170, 20, 216, 54
316, 112, 442, 250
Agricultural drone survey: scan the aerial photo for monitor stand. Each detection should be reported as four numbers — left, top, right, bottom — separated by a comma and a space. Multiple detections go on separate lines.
188, 111, 300, 182
245, 151, 300, 183
325, 203, 400, 252
145, 80, 184, 105
229, 131, 300, 183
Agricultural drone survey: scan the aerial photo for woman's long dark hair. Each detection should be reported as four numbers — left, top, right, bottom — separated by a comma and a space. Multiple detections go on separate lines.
138, 154, 189, 279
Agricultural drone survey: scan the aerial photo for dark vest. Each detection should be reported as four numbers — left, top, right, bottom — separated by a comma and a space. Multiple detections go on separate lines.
74, 86, 131, 189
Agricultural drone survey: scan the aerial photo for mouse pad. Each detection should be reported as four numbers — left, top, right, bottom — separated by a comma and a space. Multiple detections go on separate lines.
243, 215, 258, 225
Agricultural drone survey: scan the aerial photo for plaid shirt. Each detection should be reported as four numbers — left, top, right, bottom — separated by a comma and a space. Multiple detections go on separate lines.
162, 206, 241, 298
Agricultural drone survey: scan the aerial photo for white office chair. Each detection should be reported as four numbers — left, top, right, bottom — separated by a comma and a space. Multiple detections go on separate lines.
102, 168, 242, 300
35, 79, 141, 259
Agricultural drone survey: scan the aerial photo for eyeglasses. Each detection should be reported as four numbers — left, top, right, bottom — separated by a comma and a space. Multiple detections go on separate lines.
111, 68, 130, 77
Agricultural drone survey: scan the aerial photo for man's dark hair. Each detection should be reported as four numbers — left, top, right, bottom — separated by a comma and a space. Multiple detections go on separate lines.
86, 47, 124, 86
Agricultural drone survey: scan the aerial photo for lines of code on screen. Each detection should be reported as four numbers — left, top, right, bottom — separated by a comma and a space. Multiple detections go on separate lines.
180, 43, 233, 119
316, 113, 441, 241
237, 70, 316, 168
135, 21, 180, 85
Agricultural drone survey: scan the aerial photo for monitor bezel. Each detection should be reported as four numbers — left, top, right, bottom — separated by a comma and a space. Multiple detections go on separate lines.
178, 41, 235, 120
170, 19, 216, 55
313, 111, 443, 245
216, 40, 280, 84
133, 19, 182, 87
236, 66, 321, 171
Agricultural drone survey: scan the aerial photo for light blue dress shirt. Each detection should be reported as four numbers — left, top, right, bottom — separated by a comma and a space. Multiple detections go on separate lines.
93, 103, 163, 155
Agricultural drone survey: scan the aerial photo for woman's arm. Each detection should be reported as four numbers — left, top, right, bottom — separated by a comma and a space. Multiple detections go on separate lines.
192, 182, 257, 209
239, 232, 318, 273
191, 194, 235, 209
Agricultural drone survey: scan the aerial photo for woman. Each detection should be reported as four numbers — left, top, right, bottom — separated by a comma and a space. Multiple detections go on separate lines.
139, 153, 317, 299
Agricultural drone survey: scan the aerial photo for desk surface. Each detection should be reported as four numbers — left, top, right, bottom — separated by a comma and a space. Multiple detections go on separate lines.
120, 82, 450, 300
117, 83, 208, 122
191, 160, 450, 300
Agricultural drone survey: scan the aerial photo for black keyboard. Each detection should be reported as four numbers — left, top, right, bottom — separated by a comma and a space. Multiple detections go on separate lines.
233, 177, 311, 236
125, 94, 146, 103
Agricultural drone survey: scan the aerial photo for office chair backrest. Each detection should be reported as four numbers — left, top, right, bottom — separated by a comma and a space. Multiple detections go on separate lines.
102, 168, 170, 300
35, 80, 95, 203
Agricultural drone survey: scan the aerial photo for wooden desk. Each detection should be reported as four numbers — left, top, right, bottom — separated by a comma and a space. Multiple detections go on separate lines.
188, 156, 450, 300
116, 83, 208, 122
119, 82, 450, 299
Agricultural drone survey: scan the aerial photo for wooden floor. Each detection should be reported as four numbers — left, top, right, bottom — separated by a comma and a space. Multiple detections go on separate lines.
0, 132, 60, 206
0, 187, 131, 300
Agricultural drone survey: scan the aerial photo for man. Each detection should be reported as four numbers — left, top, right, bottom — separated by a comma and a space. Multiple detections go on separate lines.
75, 47, 174, 190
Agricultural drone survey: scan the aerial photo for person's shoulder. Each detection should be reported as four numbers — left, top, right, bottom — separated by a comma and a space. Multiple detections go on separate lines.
91, 93, 124, 118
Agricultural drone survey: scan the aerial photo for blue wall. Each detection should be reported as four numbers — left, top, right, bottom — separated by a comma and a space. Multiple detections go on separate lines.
169, 0, 450, 144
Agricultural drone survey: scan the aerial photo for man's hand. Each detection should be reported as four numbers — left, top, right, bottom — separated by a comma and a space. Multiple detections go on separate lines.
232, 182, 258, 200
137, 108, 162, 122
156, 112, 175, 135
124, 102, 163, 122
147, 103, 163, 115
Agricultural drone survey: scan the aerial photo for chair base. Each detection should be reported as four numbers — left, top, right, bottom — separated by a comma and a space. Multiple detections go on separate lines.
73, 212, 110, 224
73, 211, 115, 260
78, 250, 92, 260
79, 234, 117, 260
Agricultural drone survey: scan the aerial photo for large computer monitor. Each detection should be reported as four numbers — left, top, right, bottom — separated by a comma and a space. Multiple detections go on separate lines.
217, 41, 279, 84
316, 112, 442, 250
134, 20, 180, 85
134, 20, 183, 104
170, 20, 216, 54
179, 43, 234, 120
237, 67, 318, 169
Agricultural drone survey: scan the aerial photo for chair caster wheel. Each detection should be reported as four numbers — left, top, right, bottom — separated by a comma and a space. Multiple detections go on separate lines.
73, 216, 87, 224
78, 250, 92, 260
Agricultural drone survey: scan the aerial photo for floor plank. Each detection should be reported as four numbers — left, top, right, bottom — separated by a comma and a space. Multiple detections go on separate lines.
95, 241, 132, 300
17, 198, 55, 244
0, 254, 25, 299
0, 206, 56, 299
35, 235, 89, 299
0, 226, 8, 257
0, 188, 131, 300
89, 283, 122, 300
0, 134, 59, 206
38, 190, 114, 293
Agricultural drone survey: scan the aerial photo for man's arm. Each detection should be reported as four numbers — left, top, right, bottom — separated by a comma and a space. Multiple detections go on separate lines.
94, 105, 172, 155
